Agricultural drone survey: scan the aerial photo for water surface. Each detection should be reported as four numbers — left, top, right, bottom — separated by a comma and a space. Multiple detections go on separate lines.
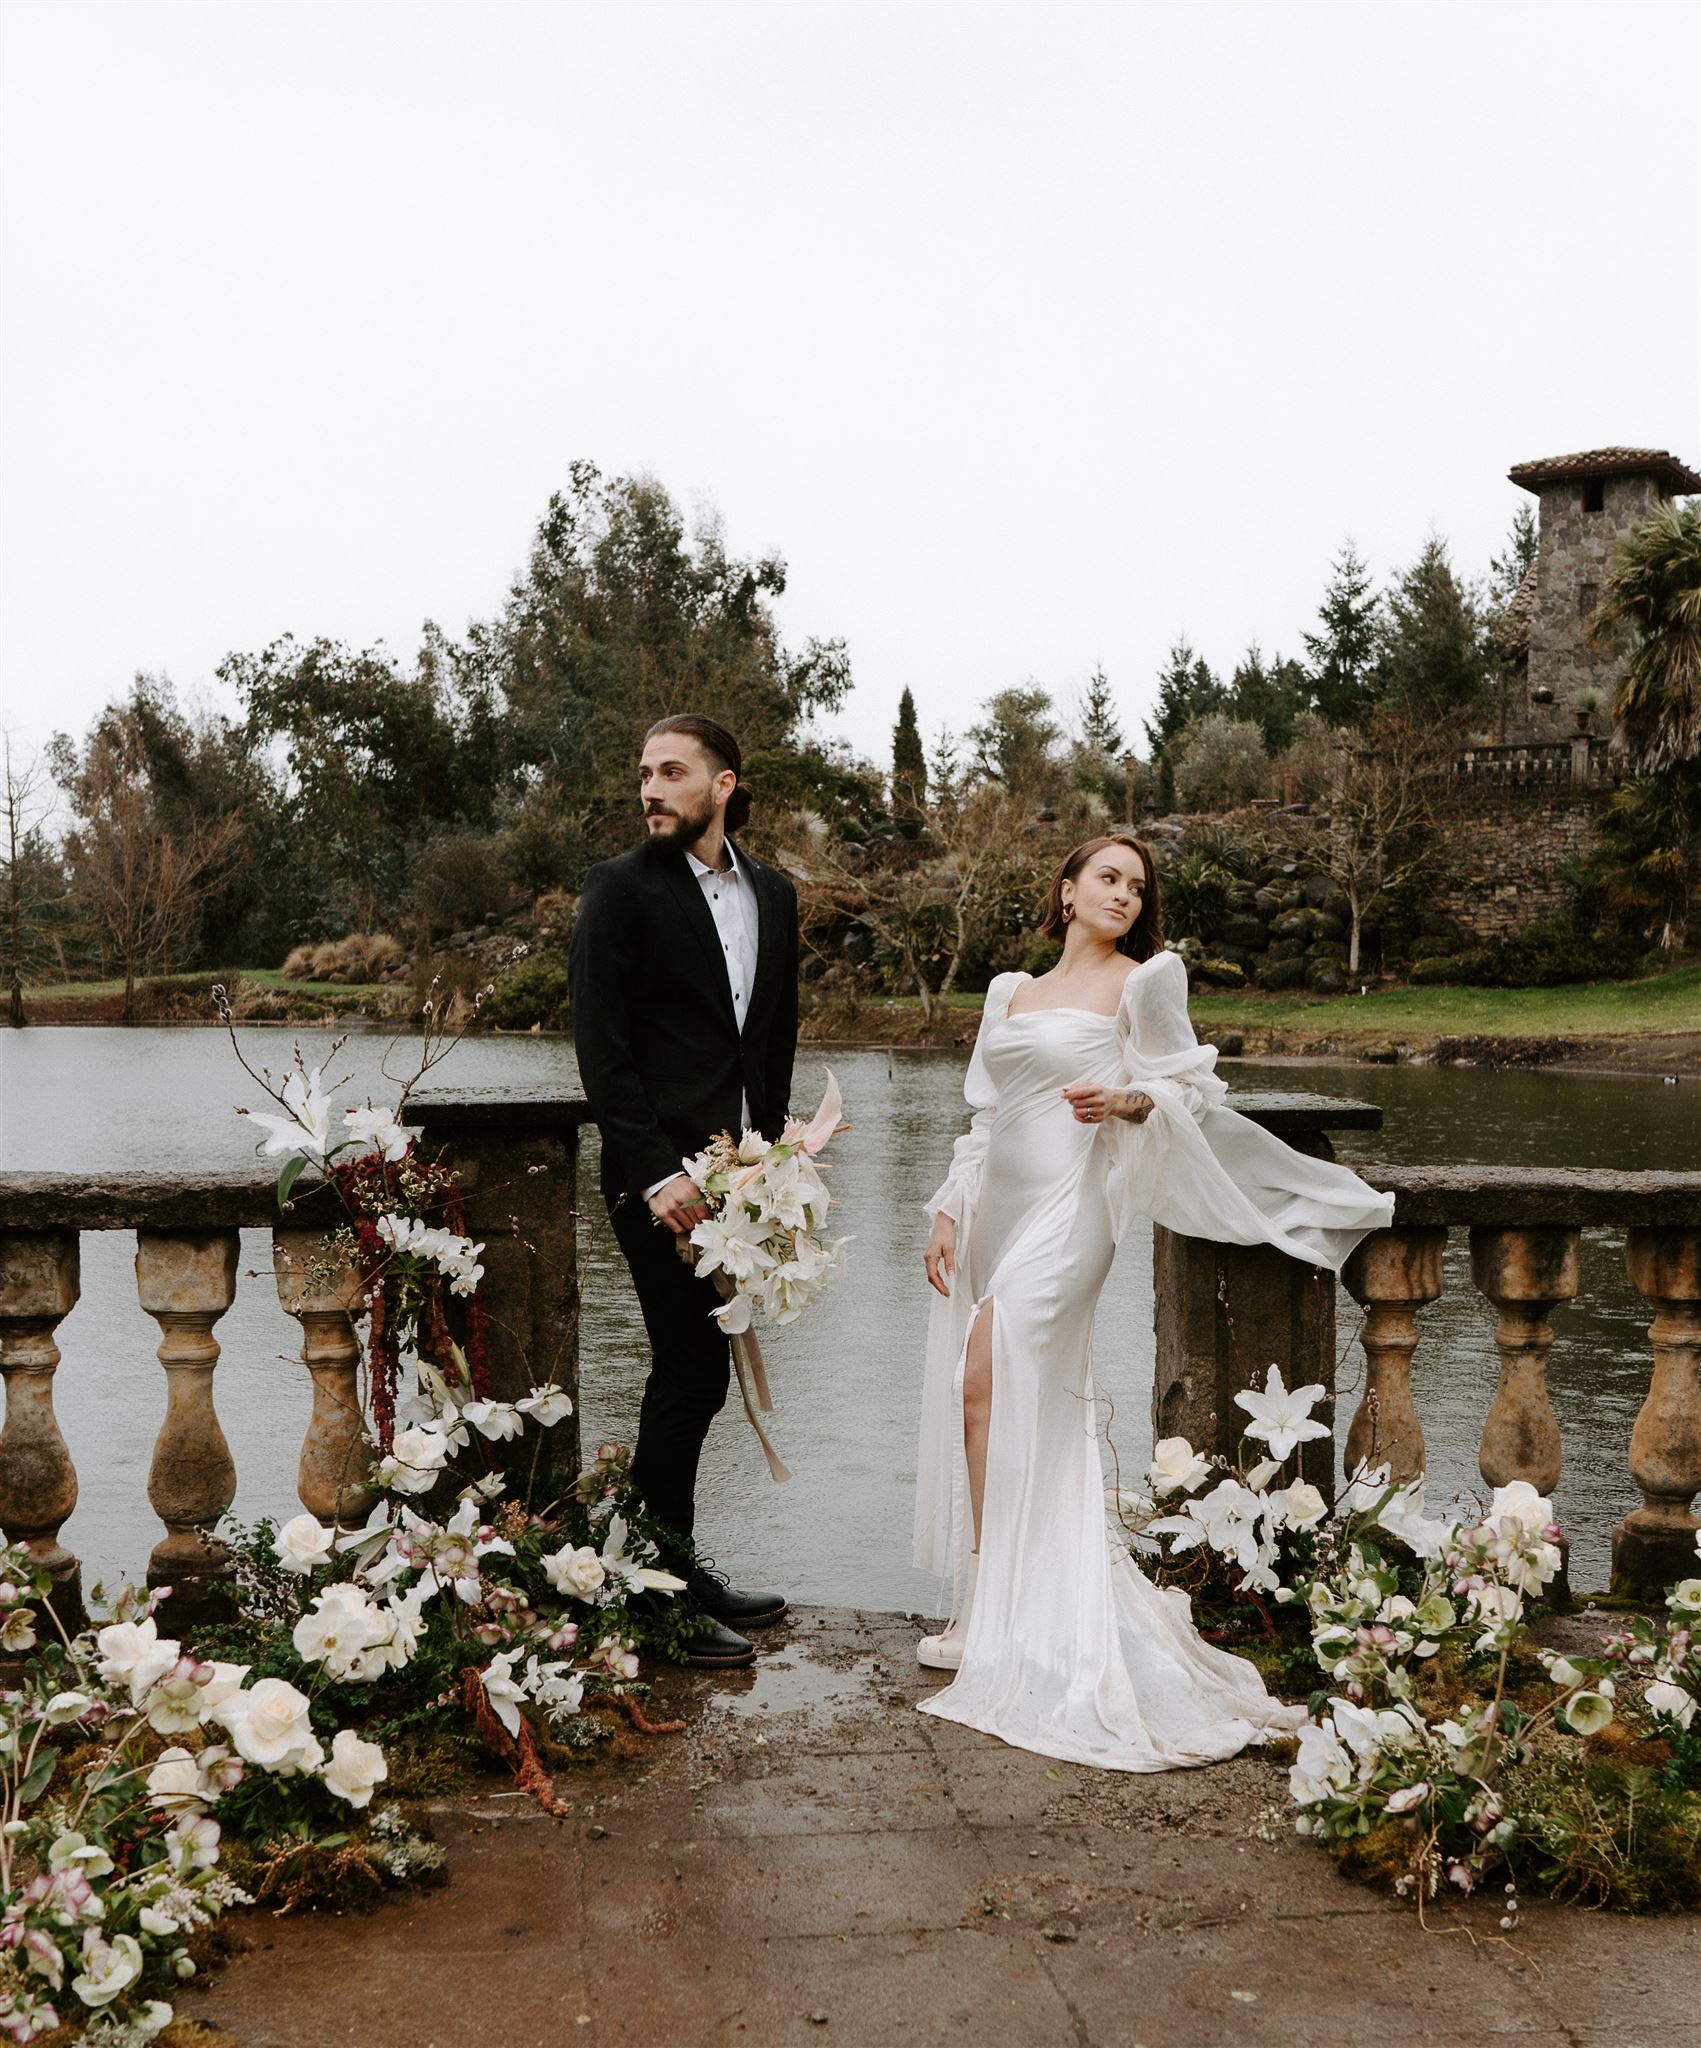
1, 1027, 1693, 1608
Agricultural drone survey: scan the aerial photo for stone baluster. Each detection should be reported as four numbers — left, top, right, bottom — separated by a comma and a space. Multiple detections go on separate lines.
0, 1230, 82, 1621
1341, 1228, 1447, 1485
1612, 1227, 1701, 1598
1471, 1225, 1577, 1605
136, 1231, 239, 1610
273, 1229, 376, 1528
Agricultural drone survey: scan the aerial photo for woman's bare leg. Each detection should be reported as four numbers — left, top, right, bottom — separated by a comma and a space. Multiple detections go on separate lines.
962, 1301, 995, 1552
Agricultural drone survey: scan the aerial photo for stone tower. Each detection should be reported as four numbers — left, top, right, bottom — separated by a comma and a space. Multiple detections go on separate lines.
1502, 446, 1701, 742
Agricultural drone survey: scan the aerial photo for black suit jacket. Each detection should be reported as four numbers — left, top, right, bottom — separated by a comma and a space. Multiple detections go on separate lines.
569, 839, 800, 1202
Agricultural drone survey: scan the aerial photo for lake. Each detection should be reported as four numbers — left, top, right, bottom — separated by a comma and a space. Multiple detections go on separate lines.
1, 1026, 1695, 1611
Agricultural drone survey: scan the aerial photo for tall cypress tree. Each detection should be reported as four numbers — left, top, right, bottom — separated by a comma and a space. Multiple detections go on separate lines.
1303, 541, 1381, 725
892, 685, 928, 817
1378, 536, 1487, 718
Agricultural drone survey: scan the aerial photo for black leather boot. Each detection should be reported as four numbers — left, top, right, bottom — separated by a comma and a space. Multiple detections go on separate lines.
686, 1618, 758, 1669
688, 1569, 788, 1629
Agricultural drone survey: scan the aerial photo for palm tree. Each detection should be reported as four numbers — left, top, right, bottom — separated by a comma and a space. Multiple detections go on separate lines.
1592, 500, 1701, 775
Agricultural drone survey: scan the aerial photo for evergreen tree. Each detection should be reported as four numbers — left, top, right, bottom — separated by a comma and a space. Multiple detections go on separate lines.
1225, 645, 1311, 753
1303, 541, 1381, 725
1076, 666, 1124, 756
1488, 502, 1540, 611
1377, 535, 1488, 719
891, 686, 927, 813
1143, 641, 1223, 756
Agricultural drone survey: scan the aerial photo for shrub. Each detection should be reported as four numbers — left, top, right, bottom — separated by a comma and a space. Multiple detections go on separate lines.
1410, 956, 1457, 985
1171, 715, 1271, 812
1455, 918, 1642, 989
415, 832, 512, 935
279, 933, 409, 984
1163, 851, 1235, 943
481, 952, 571, 1030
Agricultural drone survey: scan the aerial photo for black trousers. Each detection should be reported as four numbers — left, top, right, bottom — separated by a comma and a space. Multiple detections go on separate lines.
608, 1192, 732, 1566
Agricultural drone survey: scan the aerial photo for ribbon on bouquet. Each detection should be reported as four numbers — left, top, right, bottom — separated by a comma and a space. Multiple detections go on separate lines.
675, 1239, 792, 1483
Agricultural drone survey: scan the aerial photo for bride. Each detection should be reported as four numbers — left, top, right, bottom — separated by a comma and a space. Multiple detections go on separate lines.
912, 833, 1394, 1772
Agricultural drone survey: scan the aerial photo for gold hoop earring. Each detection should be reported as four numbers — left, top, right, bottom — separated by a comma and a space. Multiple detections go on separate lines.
1062, 904, 1075, 923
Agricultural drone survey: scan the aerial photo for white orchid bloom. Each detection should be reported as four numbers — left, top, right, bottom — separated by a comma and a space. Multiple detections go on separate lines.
1288, 1718, 1354, 1805
1233, 1364, 1331, 1463
598, 1513, 687, 1595
480, 1651, 529, 1739
462, 1399, 524, 1443
711, 1289, 755, 1334
344, 1102, 411, 1162
516, 1385, 574, 1427
1565, 1691, 1614, 1736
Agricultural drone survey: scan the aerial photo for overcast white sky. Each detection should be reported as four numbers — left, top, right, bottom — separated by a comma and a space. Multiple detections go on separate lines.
3, 0, 1697, 783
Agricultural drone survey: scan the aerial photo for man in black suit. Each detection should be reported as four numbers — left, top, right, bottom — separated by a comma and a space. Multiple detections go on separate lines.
569, 714, 798, 1669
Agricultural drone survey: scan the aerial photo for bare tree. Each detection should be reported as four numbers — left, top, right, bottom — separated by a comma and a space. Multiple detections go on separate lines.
1, 733, 55, 1026
1283, 711, 1455, 975
784, 783, 1038, 1024
58, 713, 244, 1023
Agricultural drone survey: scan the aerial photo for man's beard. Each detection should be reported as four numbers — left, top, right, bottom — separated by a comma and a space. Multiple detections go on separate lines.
644, 792, 715, 852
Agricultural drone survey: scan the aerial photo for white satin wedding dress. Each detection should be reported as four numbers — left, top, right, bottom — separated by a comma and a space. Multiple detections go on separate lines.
912, 954, 1395, 1771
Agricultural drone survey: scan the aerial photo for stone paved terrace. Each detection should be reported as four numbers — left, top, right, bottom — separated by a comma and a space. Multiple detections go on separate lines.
195, 1608, 1701, 2048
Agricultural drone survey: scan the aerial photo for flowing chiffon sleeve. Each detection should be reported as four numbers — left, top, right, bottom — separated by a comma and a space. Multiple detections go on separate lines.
922, 973, 1017, 1225
1106, 951, 1395, 1269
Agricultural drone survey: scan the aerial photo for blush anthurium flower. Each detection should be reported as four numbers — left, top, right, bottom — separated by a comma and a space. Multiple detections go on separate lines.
1233, 1365, 1331, 1464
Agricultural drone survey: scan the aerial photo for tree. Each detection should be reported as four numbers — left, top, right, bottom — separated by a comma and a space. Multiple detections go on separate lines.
1170, 714, 1271, 812
1075, 666, 1124, 756
0, 734, 57, 1025
1376, 536, 1489, 719
482, 462, 850, 866
51, 707, 244, 1022
1068, 666, 1131, 812
891, 686, 928, 823
967, 686, 1063, 802
1580, 771, 1700, 954
1488, 502, 1540, 611
1591, 499, 1701, 777
1303, 542, 1381, 726
1224, 645, 1311, 753
1287, 711, 1451, 973
1145, 641, 1224, 810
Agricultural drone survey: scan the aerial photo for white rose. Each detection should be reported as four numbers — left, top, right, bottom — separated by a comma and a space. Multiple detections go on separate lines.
198, 1661, 249, 1711
1268, 1479, 1327, 1531
378, 1423, 450, 1495
274, 1513, 336, 1574
73, 1931, 144, 2009
212, 1677, 323, 1774
1147, 1438, 1210, 1496
145, 1748, 205, 1813
1488, 1481, 1553, 1533
322, 1728, 388, 1808
543, 1544, 607, 1602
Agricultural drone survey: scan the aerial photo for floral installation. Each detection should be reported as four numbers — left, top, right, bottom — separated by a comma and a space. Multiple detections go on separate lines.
1108, 1365, 1701, 1912
681, 1072, 850, 1336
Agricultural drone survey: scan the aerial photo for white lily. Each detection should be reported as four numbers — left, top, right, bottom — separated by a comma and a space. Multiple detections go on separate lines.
1233, 1365, 1331, 1463
247, 1062, 334, 1161
344, 1102, 411, 1162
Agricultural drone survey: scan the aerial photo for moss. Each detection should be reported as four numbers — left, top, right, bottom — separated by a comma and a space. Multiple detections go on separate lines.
377, 1726, 486, 1799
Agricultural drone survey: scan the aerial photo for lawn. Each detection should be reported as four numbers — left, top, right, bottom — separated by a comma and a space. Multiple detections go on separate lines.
1188, 966, 1701, 1039
23, 967, 391, 1002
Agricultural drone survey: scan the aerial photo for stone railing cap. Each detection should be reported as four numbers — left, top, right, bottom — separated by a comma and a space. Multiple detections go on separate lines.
410, 1090, 594, 1133
1228, 1091, 1384, 1132
1363, 1165, 1701, 1229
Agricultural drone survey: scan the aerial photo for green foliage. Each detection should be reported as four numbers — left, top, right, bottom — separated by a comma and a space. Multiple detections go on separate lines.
1162, 851, 1235, 942
1303, 541, 1381, 725
1453, 917, 1642, 989
1170, 714, 1271, 812
891, 687, 927, 820
1488, 501, 1539, 611
480, 952, 572, 1030
1144, 641, 1224, 762
1375, 535, 1489, 718
967, 686, 1063, 802
1224, 645, 1312, 753
1592, 498, 1701, 777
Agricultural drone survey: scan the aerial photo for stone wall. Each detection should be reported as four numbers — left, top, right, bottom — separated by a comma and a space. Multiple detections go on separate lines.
1434, 787, 1604, 941
1519, 471, 1664, 741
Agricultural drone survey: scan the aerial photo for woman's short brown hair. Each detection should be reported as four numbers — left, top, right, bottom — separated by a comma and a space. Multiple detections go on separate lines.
1038, 834, 1164, 960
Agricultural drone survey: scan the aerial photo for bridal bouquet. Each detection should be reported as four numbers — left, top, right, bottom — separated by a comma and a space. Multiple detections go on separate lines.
681, 1072, 850, 1336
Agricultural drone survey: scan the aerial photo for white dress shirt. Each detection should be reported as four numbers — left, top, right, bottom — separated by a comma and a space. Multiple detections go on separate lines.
644, 842, 762, 1200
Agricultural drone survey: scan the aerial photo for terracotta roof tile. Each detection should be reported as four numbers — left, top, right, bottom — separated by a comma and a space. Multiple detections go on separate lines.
1509, 447, 1701, 494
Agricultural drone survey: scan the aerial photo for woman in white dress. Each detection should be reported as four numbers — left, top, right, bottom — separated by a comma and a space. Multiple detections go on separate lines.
912, 834, 1394, 1772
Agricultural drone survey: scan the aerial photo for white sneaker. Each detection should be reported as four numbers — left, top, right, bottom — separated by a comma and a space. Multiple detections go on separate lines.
917, 1551, 978, 1671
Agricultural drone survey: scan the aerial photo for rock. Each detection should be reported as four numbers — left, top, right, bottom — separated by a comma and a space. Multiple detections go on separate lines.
1308, 963, 1350, 994
1194, 958, 1248, 989
1270, 907, 1321, 940
1360, 1042, 1402, 1064
799, 955, 828, 982
840, 931, 874, 965
1253, 887, 1282, 918
1316, 912, 1347, 942
1201, 1031, 1245, 1057
1302, 874, 1334, 908
1222, 915, 1269, 951
1307, 939, 1349, 964
1323, 890, 1353, 922
1211, 943, 1254, 968
1227, 880, 1259, 910
1257, 957, 1310, 992
1268, 936, 1307, 962
1281, 886, 1305, 910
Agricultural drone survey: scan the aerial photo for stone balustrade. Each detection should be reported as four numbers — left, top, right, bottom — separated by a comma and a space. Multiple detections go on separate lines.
1450, 735, 1613, 789
0, 1095, 586, 1624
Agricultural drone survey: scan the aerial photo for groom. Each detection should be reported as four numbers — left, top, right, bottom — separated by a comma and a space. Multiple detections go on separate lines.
569, 714, 799, 1670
